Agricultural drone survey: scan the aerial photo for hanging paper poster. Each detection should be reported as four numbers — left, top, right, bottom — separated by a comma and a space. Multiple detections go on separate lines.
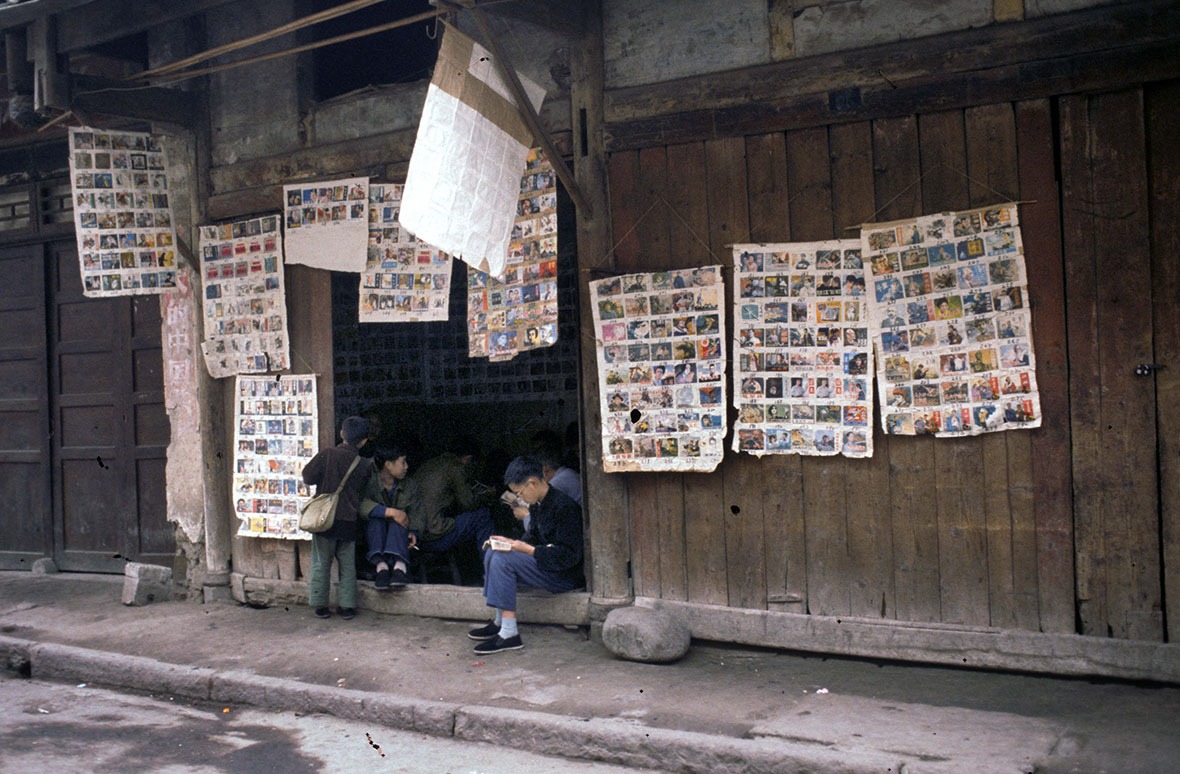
591, 266, 727, 473
359, 184, 452, 322
400, 24, 546, 278
197, 215, 290, 378
861, 203, 1040, 436
467, 148, 559, 361
282, 177, 369, 272
68, 126, 179, 297
731, 241, 872, 458
233, 374, 318, 540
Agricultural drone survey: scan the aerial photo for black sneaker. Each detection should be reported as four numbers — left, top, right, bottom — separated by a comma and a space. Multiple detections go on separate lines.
374, 568, 391, 589
314, 607, 331, 619
338, 607, 356, 620
467, 621, 500, 641
473, 634, 523, 654
390, 568, 409, 587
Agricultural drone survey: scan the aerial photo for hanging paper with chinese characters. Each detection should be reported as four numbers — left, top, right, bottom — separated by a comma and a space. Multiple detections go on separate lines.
282, 177, 369, 272
731, 241, 872, 457
400, 24, 546, 278
467, 148, 559, 361
233, 375, 318, 540
197, 215, 290, 378
591, 267, 727, 473
68, 127, 179, 296
359, 184, 452, 322
861, 203, 1040, 436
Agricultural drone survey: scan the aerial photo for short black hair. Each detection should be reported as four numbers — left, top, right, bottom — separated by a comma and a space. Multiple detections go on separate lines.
341, 415, 370, 445
374, 445, 407, 467
503, 455, 543, 486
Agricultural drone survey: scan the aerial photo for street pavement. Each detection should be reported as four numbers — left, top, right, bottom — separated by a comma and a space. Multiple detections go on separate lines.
0, 675, 640, 773
2, 571, 1179, 773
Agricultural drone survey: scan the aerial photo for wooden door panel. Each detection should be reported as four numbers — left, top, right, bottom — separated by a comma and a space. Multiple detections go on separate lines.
50, 241, 173, 571
0, 246, 51, 568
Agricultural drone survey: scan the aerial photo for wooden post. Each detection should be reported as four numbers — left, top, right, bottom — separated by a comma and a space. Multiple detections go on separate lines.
570, 0, 631, 610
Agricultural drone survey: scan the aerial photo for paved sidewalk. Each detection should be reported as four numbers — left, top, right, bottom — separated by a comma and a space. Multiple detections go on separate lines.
2, 571, 1178, 773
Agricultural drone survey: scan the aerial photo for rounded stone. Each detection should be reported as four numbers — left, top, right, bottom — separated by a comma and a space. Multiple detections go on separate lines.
601, 606, 691, 663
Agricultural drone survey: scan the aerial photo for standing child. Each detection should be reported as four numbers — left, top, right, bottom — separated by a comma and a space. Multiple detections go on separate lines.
302, 415, 371, 620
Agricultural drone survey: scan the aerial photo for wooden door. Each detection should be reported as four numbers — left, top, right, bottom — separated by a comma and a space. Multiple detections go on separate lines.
0, 245, 52, 568
49, 241, 173, 571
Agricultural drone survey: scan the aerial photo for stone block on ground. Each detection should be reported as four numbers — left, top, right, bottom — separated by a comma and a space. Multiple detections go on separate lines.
602, 605, 691, 663
121, 562, 173, 606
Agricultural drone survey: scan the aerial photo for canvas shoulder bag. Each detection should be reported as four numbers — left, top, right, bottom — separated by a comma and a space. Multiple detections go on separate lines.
298, 455, 361, 533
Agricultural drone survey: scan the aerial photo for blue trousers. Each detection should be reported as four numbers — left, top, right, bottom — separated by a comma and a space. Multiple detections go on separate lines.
309, 534, 356, 609
365, 517, 410, 566
419, 507, 493, 555
482, 549, 580, 613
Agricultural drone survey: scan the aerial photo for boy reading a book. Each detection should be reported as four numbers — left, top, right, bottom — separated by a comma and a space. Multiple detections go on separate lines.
467, 455, 584, 653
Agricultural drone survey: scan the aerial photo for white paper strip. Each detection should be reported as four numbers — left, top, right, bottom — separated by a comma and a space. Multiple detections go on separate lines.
400, 25, 546, 278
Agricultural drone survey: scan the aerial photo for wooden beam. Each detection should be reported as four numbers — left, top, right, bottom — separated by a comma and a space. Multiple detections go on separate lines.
455, 2, 593, 217
70, 75, 202, 129
54, 0, 236, 51
603, 0, 1180, 151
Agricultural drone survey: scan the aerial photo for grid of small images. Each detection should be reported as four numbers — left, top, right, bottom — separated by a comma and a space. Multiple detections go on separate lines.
359, 183, 452, 323
198, 216, 290, 378
592, 266, 727, 473
282, 177, 369, 272
68, 127, 178, 297
731, 241, 873, 458
862, 203, 1041, 436
466, 148, 559, 361
233, 375, 318, 540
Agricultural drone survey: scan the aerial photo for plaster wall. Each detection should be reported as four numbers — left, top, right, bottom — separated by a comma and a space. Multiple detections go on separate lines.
312, 82, 428, 146
602, 0, 1117, 88
603, 0, 769, 89
207, 2, 303, 168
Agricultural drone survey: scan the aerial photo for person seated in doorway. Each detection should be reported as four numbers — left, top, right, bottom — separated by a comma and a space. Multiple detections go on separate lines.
301, 415, 372, 621
410, 434, 494, 575
359, 444, 419, 589
468, 455, 584, 654
530, 430, 582, 507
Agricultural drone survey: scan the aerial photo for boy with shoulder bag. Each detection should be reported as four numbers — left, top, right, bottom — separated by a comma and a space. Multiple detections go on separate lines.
301, 416, 372, 620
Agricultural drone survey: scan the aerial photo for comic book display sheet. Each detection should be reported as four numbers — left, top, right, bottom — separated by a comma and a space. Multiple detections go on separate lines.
731, 241, 873, 458
359, 184, 452, 323
591, 267, 727, 473
68, 127, 179, 297
861, 203, 1041, 436
282, 177, 369, 272
467, 148, 559, 361
233, 375, 318, 540
198, 216, 290, 378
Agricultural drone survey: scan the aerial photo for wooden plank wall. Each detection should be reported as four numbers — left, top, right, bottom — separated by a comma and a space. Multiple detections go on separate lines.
607, 90, 1172, 639
1147, 82, 1180, 644
1061, 90, 1162, 641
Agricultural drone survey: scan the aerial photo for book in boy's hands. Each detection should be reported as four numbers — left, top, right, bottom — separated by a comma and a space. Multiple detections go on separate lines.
483, 537, 513, 552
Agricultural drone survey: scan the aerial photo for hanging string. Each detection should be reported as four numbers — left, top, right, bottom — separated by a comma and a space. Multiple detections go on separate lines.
586, 191, 730, 279
846, 161, 1035, 230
